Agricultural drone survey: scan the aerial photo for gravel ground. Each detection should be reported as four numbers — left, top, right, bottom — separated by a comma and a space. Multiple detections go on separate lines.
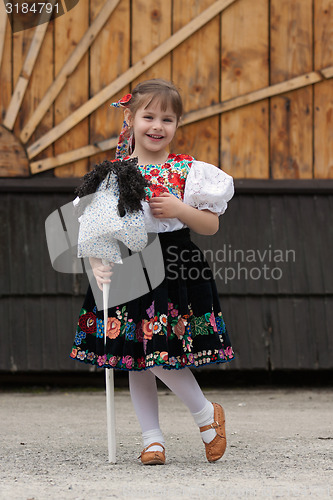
0, 387, 332, 500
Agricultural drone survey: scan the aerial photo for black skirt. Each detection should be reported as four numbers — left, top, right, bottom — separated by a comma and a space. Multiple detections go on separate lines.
70, 228, 235, 370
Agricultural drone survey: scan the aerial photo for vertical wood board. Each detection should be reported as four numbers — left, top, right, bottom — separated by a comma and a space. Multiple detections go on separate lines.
270, 0, 313, 179
314, 0, 333, 178
131, 0, 172, 85
221, 0, 269, 177
172, 0, 220, 165
54, 0, 89, 177
89, 0, 131, 166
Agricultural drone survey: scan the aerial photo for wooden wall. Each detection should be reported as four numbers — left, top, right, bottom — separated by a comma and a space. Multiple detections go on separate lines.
0, 0, 333, 179
0, 182, 332, 372
1, 0, 333, 375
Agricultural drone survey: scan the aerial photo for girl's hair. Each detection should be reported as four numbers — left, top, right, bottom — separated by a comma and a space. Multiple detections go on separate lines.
128, 79, 183, 122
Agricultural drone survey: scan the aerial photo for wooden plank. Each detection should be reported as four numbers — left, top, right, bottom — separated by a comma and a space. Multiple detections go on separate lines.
182, 71, 323, 125
132, 0, 171, 84
0, 125, 29, 176
270, 0, 313, 179
321, 66, 333, 78
172, 0, 219, 165
270, 87, 313, 179
30, 137, 118, 174
313, 195, 333, 294
54, 0, 89, 178
11, 14, 54, 175
20, 0, 121, 145
0, 194, 10, 295
221, 0, 269, 177
314, 0, 333, 178
0, 1, 7, 70
26, 0, 239, 160
89, 0, 130, 167
30, 68, 331, 174
3, 2, 55, 130
312, 297, 333, 369
10, 20, 40, 177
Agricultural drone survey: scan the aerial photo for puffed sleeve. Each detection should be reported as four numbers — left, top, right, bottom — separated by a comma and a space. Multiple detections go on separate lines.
183, 160, 234, 216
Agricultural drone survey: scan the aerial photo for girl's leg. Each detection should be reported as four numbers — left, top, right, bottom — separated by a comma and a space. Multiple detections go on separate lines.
128, 369, 165, 452
150, 366, 217, 443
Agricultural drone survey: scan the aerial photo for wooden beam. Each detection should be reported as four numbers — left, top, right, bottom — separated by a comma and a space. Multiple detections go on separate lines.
181, 70, 325, 126
320, 66, 333, 79
26, 0, 239, 159
30, 137, 118, 174
3, 1, 55, 130
20, 0, 121, 144
29, 65, 333, 174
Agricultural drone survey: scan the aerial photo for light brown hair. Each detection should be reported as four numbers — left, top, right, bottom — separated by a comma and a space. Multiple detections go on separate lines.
128, 79, 183, 122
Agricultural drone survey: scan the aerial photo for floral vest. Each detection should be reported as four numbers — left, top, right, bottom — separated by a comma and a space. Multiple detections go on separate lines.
125, 154, 194, 202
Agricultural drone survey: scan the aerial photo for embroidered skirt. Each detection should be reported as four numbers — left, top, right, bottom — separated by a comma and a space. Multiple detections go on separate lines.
70, 228, 235, 370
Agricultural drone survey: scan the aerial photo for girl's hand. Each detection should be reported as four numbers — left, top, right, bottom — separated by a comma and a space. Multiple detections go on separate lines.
89, 258, 114, 291
149, 192, 183, 219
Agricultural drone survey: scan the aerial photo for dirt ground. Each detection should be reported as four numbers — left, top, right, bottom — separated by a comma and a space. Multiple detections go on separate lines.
0, 386, 332, 500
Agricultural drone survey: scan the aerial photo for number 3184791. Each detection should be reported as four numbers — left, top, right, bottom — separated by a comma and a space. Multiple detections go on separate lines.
5, 3, 60, 14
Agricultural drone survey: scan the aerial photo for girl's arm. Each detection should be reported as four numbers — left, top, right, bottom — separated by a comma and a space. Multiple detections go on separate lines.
148, 192, 219, 235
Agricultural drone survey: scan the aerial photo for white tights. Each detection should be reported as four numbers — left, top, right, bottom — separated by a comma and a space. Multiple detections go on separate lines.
129, 366, 216, 451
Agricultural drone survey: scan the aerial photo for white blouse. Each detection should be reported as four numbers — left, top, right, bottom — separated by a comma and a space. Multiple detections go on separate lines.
74, 160, 234, 233
143, 160, 234, 233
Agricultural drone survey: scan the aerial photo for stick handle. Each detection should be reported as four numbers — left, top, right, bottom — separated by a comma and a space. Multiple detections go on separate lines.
102, 261, 116, 464
105, 368, 116, 463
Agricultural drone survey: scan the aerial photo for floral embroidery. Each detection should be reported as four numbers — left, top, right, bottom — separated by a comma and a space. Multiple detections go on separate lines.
174, 318, 186, 338
107, 317, 121, 339
159, 314, 168, 327
153, 317, 162, 334
127, 153, 194, 202
138, 356, 146, 369
109, 356, 118, 367
170, 307, 178, 318
209, 312, 218, 332
125, 321, 135, 340
159, 351, 169, 362
146, 301, 155, 318
71, 299, 234, 371
142, 319, 153, 339
78, 311, 96, 334
70, 348, 78, 359
122, 355, 133, 369
74, 330, 86, 346
97, 354, 107, 367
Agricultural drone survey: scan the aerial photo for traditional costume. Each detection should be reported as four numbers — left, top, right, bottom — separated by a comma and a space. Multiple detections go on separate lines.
70, 95, 235, 372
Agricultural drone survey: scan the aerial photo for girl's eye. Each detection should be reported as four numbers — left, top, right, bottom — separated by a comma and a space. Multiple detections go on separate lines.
144, 115, 153, 120
164, 118, 173, 123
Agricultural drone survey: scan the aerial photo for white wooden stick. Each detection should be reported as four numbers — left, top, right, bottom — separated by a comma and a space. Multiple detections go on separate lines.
103, 268, 116, 464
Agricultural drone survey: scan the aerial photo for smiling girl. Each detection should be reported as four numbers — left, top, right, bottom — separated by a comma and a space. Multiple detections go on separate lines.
71, 79, 235, 465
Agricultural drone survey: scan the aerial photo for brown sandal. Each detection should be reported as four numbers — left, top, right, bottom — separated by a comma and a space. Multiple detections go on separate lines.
138, 442, 166, 465
199, 402, 226, 462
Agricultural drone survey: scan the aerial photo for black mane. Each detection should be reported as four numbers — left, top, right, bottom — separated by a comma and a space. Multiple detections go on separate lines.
74, 158, 150, 217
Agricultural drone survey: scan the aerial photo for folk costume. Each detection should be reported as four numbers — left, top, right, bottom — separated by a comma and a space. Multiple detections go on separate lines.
70, 94, 235, 372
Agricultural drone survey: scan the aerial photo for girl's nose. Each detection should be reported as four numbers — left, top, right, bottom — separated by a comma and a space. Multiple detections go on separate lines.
152, 120, 162, 130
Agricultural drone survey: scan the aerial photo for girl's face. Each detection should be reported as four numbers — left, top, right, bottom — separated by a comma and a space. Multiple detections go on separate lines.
126, 98, 178, 157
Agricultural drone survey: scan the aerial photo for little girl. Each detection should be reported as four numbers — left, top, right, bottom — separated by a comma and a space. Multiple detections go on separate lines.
70, 79, 235, 465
